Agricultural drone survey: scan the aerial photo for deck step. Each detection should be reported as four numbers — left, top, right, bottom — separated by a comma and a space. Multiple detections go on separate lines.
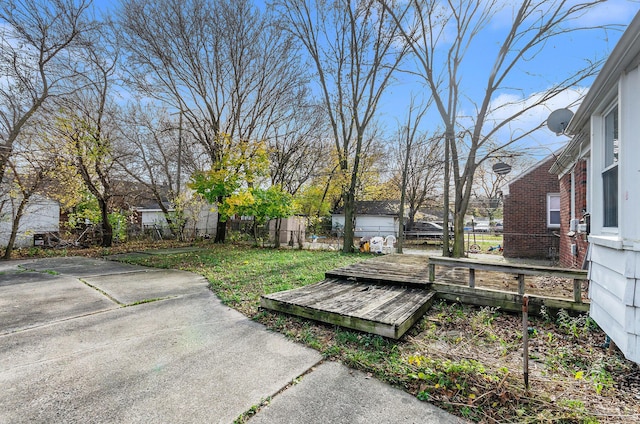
260, 279, 436, 339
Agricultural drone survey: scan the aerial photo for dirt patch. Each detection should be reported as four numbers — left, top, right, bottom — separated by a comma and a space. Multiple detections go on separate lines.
437, 267, 588, 301
368, 252, 587, 301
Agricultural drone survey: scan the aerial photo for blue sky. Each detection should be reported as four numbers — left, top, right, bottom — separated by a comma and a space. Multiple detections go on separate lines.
376, 0, 640, 159
95, 0, 640, 159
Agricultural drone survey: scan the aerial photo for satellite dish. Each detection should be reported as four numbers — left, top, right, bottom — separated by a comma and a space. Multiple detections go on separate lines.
492, 162, 512, 175
547, 108, 574, 135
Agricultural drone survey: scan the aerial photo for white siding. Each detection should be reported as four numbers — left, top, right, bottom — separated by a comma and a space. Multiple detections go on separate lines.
590, 302, 627, 346
583, 62, 640, 364
588, 242, 640, 363
620, 66, 640, 242
0, 196, 60, 248
589, 279, 626, 328
191, 205, 217, 236
140, 210, 169, 226
625, 305, 640, 334
589, 260, 634, 304
631, 335, 640, 360
138, 204, 218, 237
332, 215, 399, 238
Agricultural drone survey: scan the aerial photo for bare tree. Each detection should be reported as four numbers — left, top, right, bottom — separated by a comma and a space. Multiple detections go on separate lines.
471, 152, 535, 221
401, 140, 444, 231
56, 30, 121, 247
392, 101, 443, 252
473, 166, 507, 217
269, 102, 326, 196
381, 0, 609, 257
115, 104, 194, 239
118, 0, 307, 243
0, 0, 97, 186
274, 0, 408, 252
268, 100, 329, 247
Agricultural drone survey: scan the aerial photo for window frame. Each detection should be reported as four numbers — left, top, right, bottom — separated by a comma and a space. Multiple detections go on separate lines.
547, 193, 561, 229
602, 103, 619, 229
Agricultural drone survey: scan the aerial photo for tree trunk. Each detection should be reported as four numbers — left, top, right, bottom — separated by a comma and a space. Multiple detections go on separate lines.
157, 199, 181, 239
214, 214, 226, 243
274, 218, 282, 248
252, 219, 261, 247
442, 131, 452, 257
99, 198, 113, 247
0, 149, 11, 192
2, 195, 30, 260
407, 211, 416, 231
398, 143, 412, 254
342, 189, 356, 253
452, 209, 466, 257
397, 196, 405, 254
213, 196, 227, 243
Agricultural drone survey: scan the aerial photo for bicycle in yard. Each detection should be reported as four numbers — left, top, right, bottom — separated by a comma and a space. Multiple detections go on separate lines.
467, 231, 481, 253
466, 232, 503, 254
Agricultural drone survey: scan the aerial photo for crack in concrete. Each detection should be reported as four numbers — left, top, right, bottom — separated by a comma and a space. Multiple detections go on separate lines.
235, 358, 325, 422
79, 278, 123, 305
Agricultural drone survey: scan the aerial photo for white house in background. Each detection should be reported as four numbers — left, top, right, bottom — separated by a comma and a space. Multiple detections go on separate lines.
559, 12, 640, 363
135, 200, 217, 238
332, 200, 403, 238
0, 195, 60, 248
136, 203, 174, 228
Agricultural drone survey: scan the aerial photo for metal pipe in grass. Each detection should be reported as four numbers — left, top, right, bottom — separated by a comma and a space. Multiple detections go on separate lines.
522, 295, 529, 390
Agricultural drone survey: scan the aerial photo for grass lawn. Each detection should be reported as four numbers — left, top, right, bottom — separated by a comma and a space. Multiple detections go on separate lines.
117, 243, 639, 423
404, 233, 505, 255
118, 244, 367, 316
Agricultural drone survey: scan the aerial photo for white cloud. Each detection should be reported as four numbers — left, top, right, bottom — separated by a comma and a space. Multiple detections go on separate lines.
487, 0, 639, 30
568, 0, 640, 28
457, 86, 589, 158
487, 86, 586, 126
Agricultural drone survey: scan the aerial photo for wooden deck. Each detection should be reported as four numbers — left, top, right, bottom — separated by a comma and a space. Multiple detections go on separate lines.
325, 254, 431, 287
261, 278, 435, 339
260, 254, 589, 339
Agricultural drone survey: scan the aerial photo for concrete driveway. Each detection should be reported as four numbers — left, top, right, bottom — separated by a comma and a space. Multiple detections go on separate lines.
0, 256, 464, 423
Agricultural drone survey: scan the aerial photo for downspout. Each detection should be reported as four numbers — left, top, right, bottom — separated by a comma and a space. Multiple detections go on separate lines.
571, 168, 576, 222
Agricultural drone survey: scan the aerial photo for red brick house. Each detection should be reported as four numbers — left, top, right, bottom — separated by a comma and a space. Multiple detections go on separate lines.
552, 158, 589, 269
502, 154, 561, 260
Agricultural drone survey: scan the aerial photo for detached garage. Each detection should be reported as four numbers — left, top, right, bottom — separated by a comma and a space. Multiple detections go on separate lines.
332, 200, 403, 238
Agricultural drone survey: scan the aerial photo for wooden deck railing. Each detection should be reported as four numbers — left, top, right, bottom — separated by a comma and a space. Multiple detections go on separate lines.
428, 256, 588, 303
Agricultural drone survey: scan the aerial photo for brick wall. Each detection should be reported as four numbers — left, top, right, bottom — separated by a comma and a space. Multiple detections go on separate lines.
503, 156, 560, 260
558, 160, 589, 268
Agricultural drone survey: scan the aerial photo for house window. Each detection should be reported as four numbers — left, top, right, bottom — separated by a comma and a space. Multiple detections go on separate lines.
547, 193, 561, 229
603, 105, 618, 228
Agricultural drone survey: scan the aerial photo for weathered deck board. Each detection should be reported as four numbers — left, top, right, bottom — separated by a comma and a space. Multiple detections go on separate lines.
325, 256, 431, 286
261, 280, 436, 339
269, 278, 358, 306
432, 282, 590, 315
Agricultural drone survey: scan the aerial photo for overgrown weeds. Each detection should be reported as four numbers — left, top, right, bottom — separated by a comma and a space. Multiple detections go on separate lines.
256, 300, 638, 422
